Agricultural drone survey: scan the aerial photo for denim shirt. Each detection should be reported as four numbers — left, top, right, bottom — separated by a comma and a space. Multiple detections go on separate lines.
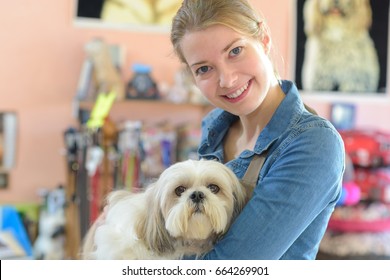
198, 80, 345, 260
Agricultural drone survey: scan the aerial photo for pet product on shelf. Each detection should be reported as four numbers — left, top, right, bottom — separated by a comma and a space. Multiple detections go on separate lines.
33, 186, 66, 260
339, 129, 390, 168
318, 128, 390, 259
319, 202, 390, 259
0, 205, 33, 259
126, 64, 159, 100
84, 38, 125, 101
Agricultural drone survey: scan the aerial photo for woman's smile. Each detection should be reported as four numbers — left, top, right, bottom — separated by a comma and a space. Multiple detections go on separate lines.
223, 79, 252, 103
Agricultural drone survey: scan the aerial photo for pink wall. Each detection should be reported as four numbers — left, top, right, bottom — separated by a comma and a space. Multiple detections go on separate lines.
0, 0, 389, 203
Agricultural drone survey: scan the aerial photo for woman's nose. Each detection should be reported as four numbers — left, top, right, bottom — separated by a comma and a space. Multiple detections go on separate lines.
219, 67, 237, 88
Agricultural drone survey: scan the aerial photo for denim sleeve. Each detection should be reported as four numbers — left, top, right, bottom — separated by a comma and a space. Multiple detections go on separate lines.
201, 125, 345, 259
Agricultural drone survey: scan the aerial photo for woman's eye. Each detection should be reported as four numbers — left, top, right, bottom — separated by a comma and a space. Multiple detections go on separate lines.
230, 46, 242, 57
175, 186, 186, 196
195, 65, 210, 75
207, 184, 220, 194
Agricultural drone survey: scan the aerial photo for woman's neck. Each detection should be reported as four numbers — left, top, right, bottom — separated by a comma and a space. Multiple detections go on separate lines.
240, 82, 284, 140
223, 82, 285, 162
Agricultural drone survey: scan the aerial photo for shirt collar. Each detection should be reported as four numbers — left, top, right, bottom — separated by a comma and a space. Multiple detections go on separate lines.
254, 80, 304, 151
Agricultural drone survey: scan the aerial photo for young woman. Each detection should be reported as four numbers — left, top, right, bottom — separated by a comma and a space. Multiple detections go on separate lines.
170, 0, 345, 259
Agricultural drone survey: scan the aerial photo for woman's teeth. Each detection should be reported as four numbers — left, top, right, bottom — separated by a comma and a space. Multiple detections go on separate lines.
226, 82, 248, 99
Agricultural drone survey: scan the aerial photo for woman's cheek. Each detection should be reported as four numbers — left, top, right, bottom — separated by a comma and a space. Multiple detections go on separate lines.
196, 79, 214, 99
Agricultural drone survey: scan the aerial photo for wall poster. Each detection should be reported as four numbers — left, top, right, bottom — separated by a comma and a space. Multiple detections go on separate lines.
293, 0, 389, 96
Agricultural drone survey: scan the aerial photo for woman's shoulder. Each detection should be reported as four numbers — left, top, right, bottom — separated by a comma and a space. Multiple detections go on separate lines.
304, 112, 339, 133
291, 111, 344, 154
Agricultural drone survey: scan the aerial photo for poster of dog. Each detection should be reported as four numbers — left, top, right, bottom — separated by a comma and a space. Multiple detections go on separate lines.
293, 0, 389, 94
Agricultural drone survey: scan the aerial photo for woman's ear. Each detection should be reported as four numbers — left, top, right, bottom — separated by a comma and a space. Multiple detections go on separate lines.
261, 33, 272, 54
257, 22, 272, 54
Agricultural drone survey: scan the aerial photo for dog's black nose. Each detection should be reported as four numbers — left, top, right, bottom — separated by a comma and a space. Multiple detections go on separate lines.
190, 191, 205, 203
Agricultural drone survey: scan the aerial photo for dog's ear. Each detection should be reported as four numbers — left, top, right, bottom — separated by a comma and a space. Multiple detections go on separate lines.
135, 184, 176, 255
221, 167, 247, 219
107, 189, 132, 205
303, 0, 323, 35
355, 0, 372, 31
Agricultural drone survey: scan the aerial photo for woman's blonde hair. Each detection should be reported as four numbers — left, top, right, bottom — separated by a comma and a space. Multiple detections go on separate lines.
170, 0, 270, 64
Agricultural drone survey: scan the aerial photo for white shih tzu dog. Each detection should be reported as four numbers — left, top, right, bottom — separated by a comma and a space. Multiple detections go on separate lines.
81, 159, 247, 259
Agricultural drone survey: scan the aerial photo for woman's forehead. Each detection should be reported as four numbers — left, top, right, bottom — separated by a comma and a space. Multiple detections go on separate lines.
180, 25, 243, 63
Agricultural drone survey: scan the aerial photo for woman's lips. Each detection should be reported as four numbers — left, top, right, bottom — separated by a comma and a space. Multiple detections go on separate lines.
223, 79, 252, 103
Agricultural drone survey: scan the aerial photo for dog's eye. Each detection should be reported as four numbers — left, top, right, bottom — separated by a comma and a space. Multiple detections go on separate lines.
207, 184, 220, 194
175, 186, 186, 196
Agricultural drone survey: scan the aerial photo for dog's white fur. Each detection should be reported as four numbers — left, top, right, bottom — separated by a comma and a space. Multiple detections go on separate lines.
302, 0, 380, 92
81, 159, 247, 259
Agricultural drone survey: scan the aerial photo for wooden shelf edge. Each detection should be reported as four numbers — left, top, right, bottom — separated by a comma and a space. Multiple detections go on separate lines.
78, 99, 212, 111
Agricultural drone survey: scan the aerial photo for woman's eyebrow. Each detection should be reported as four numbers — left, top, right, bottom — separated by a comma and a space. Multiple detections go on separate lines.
190, 60, 207, 68
190, 38, 243, 68
222, 38, 242, 53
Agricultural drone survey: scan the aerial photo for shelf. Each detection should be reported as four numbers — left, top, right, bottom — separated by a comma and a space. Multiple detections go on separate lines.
78, 99, 213, 126
79, 99, 210, 110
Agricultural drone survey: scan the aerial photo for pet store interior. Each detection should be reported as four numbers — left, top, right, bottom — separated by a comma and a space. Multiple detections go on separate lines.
1, 0, 390, 260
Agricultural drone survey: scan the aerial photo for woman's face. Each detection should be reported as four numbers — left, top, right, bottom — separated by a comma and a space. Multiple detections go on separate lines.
180, 24, 276, 116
